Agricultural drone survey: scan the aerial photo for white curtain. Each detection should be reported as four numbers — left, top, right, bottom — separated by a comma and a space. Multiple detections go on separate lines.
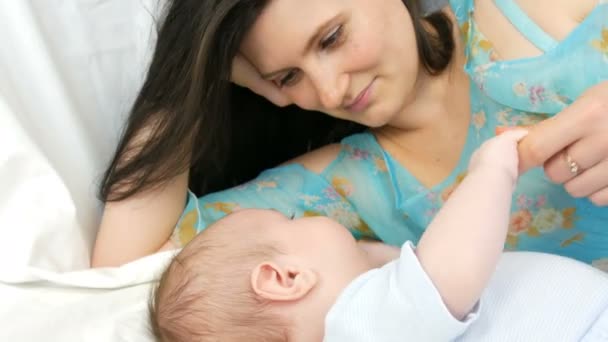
0, 0, 159, 272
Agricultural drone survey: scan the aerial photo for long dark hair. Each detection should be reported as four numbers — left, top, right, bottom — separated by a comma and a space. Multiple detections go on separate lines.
99, 0, 454, 202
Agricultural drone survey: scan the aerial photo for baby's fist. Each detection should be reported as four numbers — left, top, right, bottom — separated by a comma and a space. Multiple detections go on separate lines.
468, 130, 528, 182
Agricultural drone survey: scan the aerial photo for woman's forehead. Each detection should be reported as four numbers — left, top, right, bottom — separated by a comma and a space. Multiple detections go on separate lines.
241, 0, 344, 70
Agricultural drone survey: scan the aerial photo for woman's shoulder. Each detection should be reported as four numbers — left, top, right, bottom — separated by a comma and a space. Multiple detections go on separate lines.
517, 0, 598, 24
284, 143, 343, 174
476, 0, 599, 29
468, 0, 600, 63
283, 132, 380, 175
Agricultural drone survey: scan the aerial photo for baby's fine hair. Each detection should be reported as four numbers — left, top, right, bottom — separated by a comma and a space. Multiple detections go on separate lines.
149, 222, 288, 342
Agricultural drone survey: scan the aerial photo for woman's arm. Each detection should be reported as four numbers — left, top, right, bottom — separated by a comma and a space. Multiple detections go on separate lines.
92, 112, 194, 268
91, 171, 188, 267
92, 140, 343, 268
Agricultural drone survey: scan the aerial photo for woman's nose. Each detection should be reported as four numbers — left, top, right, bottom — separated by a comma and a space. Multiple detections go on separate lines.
309, 65, 348, 110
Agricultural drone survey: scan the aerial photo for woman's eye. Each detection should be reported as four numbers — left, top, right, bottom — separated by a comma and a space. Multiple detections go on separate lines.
277, 69, 299, 87
320, 25, 343, 49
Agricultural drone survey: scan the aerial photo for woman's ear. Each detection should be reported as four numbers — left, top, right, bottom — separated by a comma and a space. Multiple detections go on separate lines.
251, 261, 317, 301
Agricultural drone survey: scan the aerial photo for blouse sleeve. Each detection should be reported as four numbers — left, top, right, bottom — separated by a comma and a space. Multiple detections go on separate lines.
171, 163, 374, 246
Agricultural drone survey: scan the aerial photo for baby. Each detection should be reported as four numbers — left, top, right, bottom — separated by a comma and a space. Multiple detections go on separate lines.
150, 131, 608, 341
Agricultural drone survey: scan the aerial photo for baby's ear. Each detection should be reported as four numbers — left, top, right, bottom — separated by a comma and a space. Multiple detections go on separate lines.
251, 261, 317, 301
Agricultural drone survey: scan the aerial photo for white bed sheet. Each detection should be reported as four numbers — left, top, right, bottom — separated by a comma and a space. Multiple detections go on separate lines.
0, 91, 171, 340
0, 251, 174, 342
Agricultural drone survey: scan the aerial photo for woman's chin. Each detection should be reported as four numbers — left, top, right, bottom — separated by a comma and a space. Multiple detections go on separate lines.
359, 108, 395, 128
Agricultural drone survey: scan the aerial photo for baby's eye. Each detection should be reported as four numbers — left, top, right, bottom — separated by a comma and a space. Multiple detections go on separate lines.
320, 25, 344, 50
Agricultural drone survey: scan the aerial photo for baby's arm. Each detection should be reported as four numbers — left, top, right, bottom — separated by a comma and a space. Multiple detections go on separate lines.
415, 130, 527, 319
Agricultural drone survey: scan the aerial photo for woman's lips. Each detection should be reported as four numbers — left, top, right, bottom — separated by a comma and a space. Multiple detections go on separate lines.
345, 79, 375, 113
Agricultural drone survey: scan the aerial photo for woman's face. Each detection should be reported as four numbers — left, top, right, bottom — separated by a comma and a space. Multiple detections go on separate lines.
240, 0, 420, 127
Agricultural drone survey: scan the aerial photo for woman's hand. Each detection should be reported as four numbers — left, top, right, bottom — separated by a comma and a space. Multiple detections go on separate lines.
231, 54, 292, 107
518, 81, 608, 206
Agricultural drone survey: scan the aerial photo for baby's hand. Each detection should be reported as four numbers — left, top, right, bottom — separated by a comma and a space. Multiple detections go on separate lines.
468, 130, 528, 182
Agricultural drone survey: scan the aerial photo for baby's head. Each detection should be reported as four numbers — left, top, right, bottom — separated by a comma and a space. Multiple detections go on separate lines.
150, 209, 371, 342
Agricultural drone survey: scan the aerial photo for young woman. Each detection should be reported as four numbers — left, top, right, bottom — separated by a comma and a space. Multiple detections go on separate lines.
92, 0, 608, 267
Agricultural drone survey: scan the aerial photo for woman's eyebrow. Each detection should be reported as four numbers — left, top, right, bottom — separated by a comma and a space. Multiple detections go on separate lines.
260, 14, 340, 79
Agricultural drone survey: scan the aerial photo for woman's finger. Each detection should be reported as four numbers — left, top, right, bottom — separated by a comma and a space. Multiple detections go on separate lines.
589, 186, 608, 207
564, 160, 608, 199
498, 128, 529, 141
518, 96, 598, 172
495, 125, 530, 135
543, 134, 607, 184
